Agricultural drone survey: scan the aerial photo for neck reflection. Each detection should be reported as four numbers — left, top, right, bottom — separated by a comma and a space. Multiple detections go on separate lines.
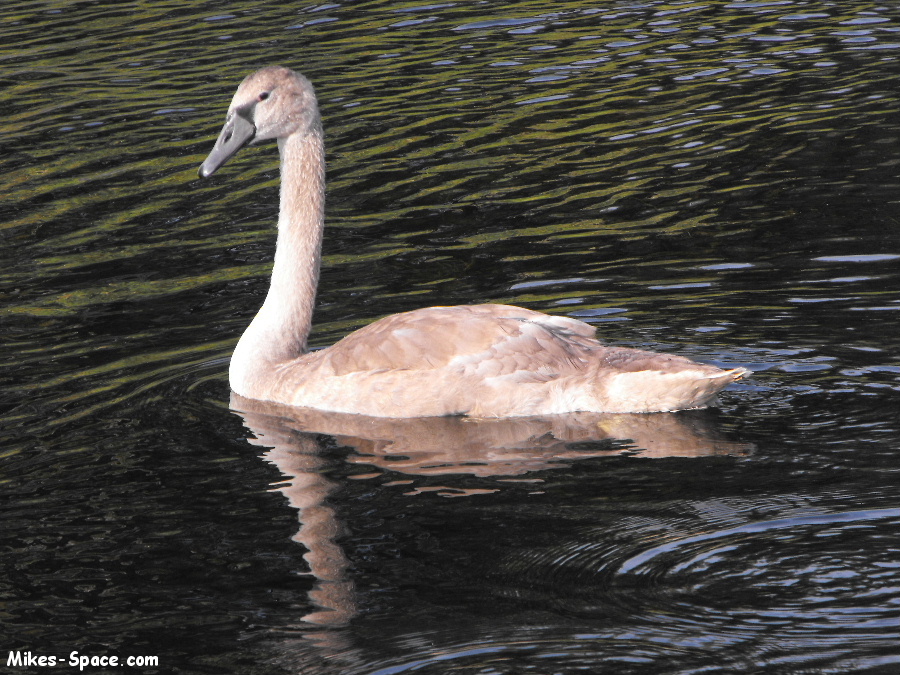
232, 395, 752, 627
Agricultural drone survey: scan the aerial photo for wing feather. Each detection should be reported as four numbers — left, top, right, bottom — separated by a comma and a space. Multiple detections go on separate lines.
320, 304, 598, 378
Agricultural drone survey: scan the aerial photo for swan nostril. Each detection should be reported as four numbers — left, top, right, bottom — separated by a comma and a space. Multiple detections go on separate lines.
258, 92, 270, 102
223, 130, 233, 144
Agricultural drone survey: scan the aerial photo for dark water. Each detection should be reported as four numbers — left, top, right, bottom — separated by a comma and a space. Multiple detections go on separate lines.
3, 1, 900, 673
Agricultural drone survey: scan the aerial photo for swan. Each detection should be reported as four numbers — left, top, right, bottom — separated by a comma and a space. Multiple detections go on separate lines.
199, 66, 749, 418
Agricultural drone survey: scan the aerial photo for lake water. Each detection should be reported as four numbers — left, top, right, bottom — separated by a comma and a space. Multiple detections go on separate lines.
3, 1, 900, 673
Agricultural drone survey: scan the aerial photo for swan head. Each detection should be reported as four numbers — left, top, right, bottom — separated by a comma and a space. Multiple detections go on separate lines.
199, 66, 320, 178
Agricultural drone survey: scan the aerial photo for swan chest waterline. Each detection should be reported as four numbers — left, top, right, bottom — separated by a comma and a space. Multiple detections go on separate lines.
198, 66, 749, 418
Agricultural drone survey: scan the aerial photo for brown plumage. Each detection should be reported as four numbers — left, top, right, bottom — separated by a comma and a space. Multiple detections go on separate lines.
199, 67, 749, 418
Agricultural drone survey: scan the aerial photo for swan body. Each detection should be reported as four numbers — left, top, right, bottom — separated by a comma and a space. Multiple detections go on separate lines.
199, 66, 748, 418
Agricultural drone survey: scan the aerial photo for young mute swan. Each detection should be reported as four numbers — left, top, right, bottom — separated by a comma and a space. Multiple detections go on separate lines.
199, 66, 749, 418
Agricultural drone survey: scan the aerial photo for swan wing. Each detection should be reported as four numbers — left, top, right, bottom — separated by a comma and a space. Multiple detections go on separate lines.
318, 303, 600, 380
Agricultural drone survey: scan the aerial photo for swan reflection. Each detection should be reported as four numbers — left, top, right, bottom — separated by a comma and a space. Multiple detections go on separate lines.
232, 394, 751, 627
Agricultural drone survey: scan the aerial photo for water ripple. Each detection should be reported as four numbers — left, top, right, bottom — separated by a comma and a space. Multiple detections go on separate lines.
3, 1, 900, 672
474, 497, 900, 672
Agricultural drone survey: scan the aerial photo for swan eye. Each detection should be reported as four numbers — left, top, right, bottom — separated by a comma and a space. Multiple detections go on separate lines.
258, 92, 270, 102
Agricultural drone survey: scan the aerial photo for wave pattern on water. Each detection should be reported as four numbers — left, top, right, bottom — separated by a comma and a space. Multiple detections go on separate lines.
331, 497, 900, 674
3, 2, 899, 408
2, 1, 900, 673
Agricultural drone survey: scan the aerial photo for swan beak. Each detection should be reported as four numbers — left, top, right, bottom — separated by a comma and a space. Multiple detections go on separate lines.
199, 111, 256, 178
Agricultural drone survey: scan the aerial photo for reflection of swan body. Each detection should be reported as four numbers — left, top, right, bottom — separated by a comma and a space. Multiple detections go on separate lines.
200, 66, 749, 417
233, 395, 752, 625
234, 394, 753, 477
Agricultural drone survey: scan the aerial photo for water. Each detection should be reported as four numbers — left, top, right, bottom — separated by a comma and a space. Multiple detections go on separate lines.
2, 0, 900, 672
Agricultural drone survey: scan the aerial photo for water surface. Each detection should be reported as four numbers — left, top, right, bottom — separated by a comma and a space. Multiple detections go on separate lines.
2, 1, 899, 673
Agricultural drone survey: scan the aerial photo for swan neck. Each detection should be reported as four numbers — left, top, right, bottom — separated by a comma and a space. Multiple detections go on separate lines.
231, 128, 325, 394
270, 129, 326, 354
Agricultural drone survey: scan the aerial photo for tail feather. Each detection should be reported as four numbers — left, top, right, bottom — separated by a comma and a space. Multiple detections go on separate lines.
596, 366, 751, 413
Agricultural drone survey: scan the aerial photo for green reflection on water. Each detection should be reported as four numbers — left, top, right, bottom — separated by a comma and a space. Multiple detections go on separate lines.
2, 0, 899, 433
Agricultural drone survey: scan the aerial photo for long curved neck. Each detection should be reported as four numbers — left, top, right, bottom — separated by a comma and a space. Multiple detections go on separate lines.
230, 128, 326, 396
268, 130, 326, 355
